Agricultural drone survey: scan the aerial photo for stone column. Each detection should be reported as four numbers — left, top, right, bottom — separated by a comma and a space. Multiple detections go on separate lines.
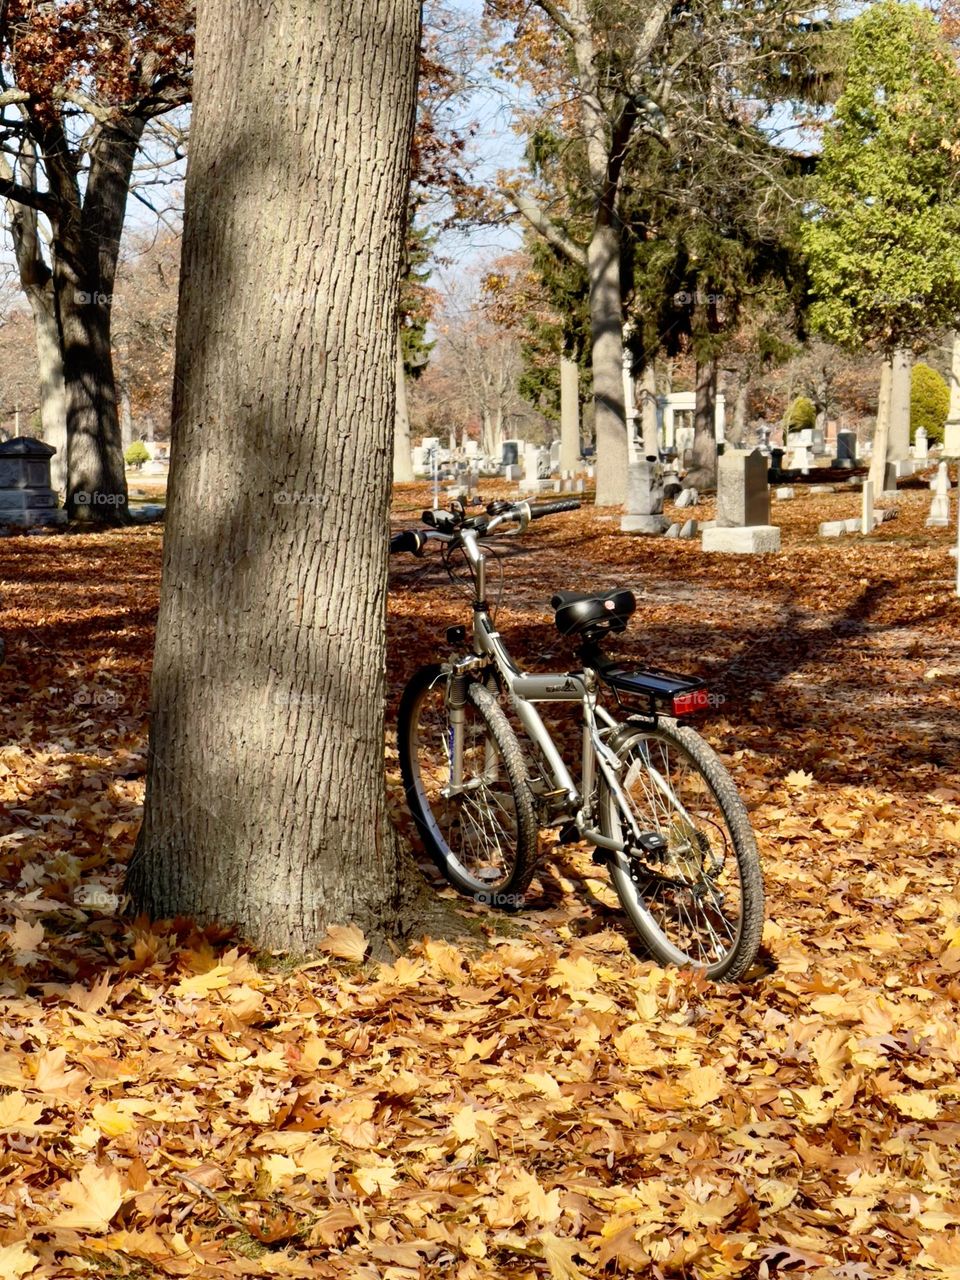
861, 480, 874, 535
560, 356, 580, 474
639, 363, 659, 459
623, 348, 639, 465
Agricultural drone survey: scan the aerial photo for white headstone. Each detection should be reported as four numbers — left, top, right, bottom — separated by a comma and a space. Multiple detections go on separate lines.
913, 427, 929, 461
927, 462, 952, 527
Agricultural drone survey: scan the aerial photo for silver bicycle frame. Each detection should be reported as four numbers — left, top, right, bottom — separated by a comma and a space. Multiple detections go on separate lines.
448, 528, 648, 851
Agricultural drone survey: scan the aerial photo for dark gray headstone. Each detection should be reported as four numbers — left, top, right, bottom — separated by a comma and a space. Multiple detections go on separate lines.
0, 438, 66, 528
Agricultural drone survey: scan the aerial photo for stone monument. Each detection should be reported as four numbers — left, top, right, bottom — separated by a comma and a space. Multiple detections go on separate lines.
834, 430, 858, 469
621, 458, 668, 535
0, 438, 66, 529
927, 462, 952, 528
703, 447, 780, 553
715, 448, 771, 528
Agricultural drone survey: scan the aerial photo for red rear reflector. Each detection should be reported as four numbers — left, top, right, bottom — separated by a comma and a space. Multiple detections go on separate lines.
673, 689, 710, 716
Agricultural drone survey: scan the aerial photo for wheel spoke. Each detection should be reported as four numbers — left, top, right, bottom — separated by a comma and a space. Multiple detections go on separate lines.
406, 680, 525, 894
608, 729, 748, 972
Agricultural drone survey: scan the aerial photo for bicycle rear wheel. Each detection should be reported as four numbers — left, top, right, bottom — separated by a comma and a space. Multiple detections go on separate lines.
398, 664, 538, 904
600, 718, 764, 981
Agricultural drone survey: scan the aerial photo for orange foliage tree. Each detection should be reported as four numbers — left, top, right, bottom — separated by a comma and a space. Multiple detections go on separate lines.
0, 0, 192, 519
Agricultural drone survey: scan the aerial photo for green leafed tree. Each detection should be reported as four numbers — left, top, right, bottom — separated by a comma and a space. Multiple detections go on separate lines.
803, 2, 960, 353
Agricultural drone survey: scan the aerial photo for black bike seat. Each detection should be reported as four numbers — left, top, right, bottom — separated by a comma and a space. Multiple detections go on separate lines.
552, 589, 636, 638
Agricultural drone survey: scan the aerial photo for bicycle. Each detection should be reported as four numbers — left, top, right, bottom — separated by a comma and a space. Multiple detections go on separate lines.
390, 498, 764, 981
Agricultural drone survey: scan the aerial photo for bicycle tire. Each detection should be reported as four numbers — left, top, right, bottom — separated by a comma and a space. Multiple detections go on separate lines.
600, 717, 764, 981
398, 663, 538, 905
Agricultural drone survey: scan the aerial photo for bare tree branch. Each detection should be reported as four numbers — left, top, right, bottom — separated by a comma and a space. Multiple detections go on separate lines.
504, 186, 588, 268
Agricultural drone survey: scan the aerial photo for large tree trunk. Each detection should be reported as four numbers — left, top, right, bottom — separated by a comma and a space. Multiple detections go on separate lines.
50, 118, 144, 521
730, 376, 750, 446
639, 361, 659, 458
685, 358, 719, 490
588, 222, 628, 505
560, 354, 580, 472
888, 346, 912, 462
127, 0, 423, 950
6, 147, 68, 492
27, 285, 68, 492
868, 359, 893, 495
393, 335, 414, 483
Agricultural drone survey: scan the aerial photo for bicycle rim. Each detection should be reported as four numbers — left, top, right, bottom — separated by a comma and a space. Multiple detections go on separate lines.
404, 672, 527, 897
604, 724, 760, 976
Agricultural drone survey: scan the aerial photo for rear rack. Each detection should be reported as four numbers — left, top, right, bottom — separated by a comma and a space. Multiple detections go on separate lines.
595, 662, 708, 719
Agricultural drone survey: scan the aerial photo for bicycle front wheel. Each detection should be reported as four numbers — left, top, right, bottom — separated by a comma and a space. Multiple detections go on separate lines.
600, 718, 764, 981
398, 664, 538, 905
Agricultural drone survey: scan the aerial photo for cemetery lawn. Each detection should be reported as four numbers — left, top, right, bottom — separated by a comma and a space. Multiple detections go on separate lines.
0, 481, 959, 1279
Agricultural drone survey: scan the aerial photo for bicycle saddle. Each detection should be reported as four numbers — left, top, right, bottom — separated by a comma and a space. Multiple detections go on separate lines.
551, 589, 637, 638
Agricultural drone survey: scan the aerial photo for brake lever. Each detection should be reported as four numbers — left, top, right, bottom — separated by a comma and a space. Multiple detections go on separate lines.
485, 504, 530, 538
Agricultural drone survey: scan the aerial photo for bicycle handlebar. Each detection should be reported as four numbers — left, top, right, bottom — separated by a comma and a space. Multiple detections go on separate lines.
527, 499, 581, 520
389, 498, 581, 554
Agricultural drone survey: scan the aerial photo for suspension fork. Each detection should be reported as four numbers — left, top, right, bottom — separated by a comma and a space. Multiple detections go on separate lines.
446, 671, 469, 789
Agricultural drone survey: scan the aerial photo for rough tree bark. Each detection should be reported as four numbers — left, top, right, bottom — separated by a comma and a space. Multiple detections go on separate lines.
868, 359, 893, 496
639, 362, 659, 458
4, 147, 67, 491
393, 335, 414, 483
685, 358, 719, 490
507, 0, 671, 507
48, 117, 145, 520
887, 346, 912, 463
730, 376, 750, 446
126, 0, 423, 950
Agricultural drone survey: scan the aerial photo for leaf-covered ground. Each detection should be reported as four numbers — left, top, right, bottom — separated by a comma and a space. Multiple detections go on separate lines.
0, 479, 959, 1279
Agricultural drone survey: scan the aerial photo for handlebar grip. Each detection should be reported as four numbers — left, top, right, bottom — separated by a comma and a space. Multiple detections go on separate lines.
527, 500, 582, 520
389, 530, 425, 555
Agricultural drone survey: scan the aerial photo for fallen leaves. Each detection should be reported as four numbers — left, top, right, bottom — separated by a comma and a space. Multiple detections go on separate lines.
0, 493, 958, 1276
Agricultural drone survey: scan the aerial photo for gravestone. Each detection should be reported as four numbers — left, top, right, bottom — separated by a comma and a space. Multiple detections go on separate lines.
676, 487, 698, 509
789, 444, 811, 474
913, 427, 929, 462
927, 462, 952, 528
675, 425, 695, 463
520, 444, 539, 494
703, 525, 781, 554
0, 438, 66, 528
621, 459, 667, 535
834, 430, 857, 468
716, 449, 770, 528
